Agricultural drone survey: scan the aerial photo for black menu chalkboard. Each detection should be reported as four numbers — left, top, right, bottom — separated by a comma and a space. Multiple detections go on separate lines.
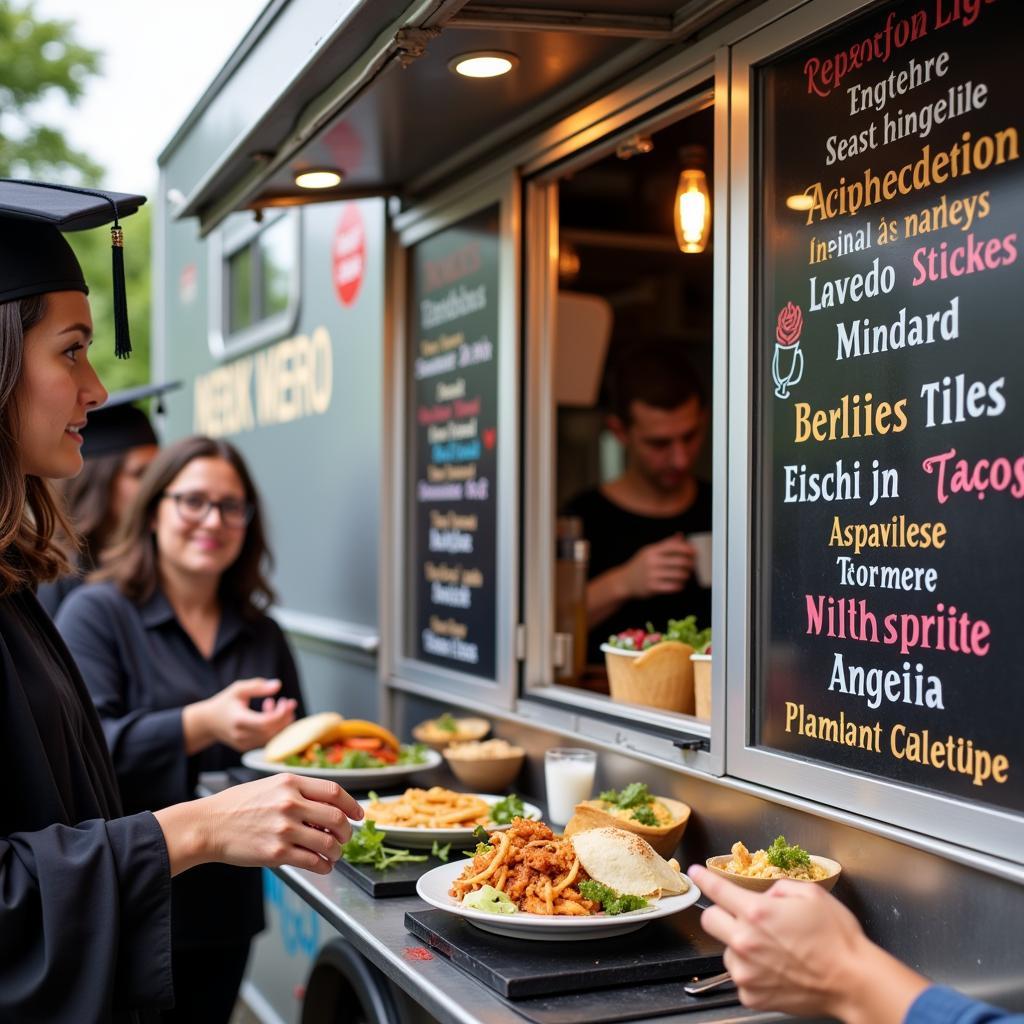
405, 207, 500, 679
754, 0, 1023, 813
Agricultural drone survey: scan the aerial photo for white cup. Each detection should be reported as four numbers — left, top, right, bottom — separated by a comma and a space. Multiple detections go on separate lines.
544, 748, 596, 827
688, 532, 713, 588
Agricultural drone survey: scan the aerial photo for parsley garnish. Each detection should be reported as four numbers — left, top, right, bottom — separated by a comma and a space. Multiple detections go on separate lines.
436, 713, 459, 733
630, 805, 659, 826
489, 793, 525, 825
431, 840, 451, 863
342, 821, 428, 872
578, 880, 648, 915
766, 835, 812, 872
599, 782, 653, 811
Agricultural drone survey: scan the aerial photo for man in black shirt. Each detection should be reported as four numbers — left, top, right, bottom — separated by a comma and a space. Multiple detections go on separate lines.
564, 344, 711, 662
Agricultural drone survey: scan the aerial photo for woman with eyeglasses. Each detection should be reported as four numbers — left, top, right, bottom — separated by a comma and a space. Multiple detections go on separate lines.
56, 434, 305, 1024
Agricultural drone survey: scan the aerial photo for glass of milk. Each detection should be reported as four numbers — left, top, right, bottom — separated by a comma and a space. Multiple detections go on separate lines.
544, 748, 597, 827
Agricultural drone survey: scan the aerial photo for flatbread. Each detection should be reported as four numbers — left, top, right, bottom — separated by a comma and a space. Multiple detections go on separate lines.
570, 826, 689, 897
264, 712, 345, 762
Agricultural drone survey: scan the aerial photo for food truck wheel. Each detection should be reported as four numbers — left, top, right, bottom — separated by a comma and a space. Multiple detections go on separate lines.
301, 940, 402, 1024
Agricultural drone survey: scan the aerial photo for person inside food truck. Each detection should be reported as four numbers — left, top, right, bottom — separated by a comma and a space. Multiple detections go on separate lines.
690, 863, 1024, 1024
36, 380, 176, 618
564, 340, 711, 662
57, 434, 305, 1024
0, 179, 362, 1024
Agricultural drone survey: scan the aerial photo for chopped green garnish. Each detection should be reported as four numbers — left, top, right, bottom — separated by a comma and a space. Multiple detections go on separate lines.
367, 790, 379, 803
436, 712, 459, 733
665, 616, 711, 653
630, 805, 659, 826
599, 782, 653, 811
462, 841, 493, 858
342, 820, 428, 872
766, 835, 812, 872
396, 742, 429, 765
339, 749, 378, 769
472, 824, 490, 842
462, 885, 517, 914
431, 840, 451, 862
489, 793, 525, 825
578, 880, 648, 915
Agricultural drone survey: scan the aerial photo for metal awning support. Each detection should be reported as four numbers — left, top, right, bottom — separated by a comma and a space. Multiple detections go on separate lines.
181, 0, 469, 236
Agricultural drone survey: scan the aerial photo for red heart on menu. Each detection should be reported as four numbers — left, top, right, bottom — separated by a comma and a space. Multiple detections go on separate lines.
483, 428, 496, 450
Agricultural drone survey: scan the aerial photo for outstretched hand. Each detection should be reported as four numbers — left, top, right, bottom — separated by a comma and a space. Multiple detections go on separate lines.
156, 773, 364, 877
689, 864, 928, 1024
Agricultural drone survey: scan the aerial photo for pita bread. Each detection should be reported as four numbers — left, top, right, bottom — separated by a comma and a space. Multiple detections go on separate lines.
264, 712, 344, 762
570, 827, 689, 897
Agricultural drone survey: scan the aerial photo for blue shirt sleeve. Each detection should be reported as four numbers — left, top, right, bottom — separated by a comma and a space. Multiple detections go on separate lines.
907, 986, 1024, 1024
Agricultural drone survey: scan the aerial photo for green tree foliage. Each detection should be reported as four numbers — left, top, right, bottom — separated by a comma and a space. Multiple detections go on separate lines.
66, 203, 152, 393
0, 0, 151, 389
0, 1, 103, 181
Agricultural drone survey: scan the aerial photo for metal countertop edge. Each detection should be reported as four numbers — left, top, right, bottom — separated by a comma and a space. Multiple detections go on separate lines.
274, 864, 791, 1024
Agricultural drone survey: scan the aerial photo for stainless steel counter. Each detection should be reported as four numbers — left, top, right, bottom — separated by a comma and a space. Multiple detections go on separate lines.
274, 860, 794, 1024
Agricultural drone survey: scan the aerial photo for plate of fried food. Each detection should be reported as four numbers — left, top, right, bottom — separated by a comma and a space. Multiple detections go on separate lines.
416, 819, 700, 940
353, 787, 541, 848
243, 712, 442, 786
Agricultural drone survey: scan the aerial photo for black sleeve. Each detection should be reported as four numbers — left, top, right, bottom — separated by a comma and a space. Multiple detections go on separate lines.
56, 588, 189, 809
0, 813, 173, 1020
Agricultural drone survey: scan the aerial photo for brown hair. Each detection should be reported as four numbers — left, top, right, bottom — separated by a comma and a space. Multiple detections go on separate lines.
0, 296, 77, 595
94, 435, 276, 616
53, 452, 127, 568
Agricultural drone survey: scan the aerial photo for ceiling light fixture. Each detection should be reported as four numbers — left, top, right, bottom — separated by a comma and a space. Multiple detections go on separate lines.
674, 145, 711, 254
450, 51, 517, 78
294, 169, 343, 190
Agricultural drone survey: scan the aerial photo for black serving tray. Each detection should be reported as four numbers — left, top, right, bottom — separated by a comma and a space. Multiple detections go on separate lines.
336, 851, 452, 897
404, 907, 728, 1001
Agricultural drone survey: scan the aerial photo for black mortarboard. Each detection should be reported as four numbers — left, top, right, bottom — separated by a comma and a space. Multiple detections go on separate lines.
0, 179, 146, 358
82, 380, 181, 459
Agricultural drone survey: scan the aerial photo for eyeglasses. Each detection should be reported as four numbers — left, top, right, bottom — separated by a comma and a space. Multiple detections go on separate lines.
162, 491, 254, 529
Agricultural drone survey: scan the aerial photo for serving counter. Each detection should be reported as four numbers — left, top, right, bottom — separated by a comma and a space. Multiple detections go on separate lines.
272, 858, 792, 1024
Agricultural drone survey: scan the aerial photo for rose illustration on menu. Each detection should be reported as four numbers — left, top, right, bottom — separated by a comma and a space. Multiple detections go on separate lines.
772, 301, 804, 400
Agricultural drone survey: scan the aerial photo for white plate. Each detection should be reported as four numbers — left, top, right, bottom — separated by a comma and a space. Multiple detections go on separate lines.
241, 746, 443, 787
416, 858, 701, 941
353, 794, 542, 848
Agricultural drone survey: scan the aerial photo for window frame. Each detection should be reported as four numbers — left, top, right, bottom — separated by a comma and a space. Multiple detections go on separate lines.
208, 207, 302, 360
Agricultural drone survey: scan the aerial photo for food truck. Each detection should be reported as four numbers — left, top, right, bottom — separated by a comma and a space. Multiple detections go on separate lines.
154, 0, 1023, 1020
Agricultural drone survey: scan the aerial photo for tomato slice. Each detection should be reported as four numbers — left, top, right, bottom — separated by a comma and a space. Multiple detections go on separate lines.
325, 743, 346, 764
374, 747, 397, 764
343, 737, 384, 751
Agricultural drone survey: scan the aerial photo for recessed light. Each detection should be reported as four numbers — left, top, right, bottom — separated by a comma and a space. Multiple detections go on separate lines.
786, 193, 814, 211
450, 51, 517, 78
294, 169, 343, 189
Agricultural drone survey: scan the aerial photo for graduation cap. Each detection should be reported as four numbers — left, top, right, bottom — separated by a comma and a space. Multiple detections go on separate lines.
82, 380, 182, 459
0, 179, 146, 359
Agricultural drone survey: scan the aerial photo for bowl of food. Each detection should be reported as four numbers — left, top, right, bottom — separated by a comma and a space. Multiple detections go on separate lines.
602, 618, 711, 715
706, 836, 841, 892
413, 713, 491, 750
443, 738, 525, 791
563, 782, 690, 857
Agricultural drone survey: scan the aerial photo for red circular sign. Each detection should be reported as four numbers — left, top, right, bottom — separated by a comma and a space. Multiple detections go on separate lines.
333, 204, 365, 307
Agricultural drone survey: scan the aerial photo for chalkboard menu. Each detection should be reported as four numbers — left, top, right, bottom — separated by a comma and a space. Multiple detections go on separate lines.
754, 0, 1023, 814
405, 207, 500, 679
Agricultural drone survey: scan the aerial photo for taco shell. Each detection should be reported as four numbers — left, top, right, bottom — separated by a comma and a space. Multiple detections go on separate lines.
570, 827, 689, 897
264, 712, 345, 762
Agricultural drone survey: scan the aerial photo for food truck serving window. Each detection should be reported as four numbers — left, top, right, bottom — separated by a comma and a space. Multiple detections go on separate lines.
735, 0, 1023, 859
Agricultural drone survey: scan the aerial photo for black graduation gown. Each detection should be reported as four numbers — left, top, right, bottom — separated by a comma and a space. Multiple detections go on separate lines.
0, 587, 173, 1023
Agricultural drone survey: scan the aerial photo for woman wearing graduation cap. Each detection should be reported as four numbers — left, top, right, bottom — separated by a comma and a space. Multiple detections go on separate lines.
57, 433, 307, 1023
0, 179, 363, 1024
37, 380, 175, 617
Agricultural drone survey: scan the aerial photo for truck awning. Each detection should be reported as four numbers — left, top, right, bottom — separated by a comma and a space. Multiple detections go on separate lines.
166, 0, 743, 235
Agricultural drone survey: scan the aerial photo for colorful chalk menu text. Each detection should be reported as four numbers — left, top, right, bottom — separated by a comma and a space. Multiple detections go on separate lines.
754, 0, 1023, 813
406, 208, 500, 680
